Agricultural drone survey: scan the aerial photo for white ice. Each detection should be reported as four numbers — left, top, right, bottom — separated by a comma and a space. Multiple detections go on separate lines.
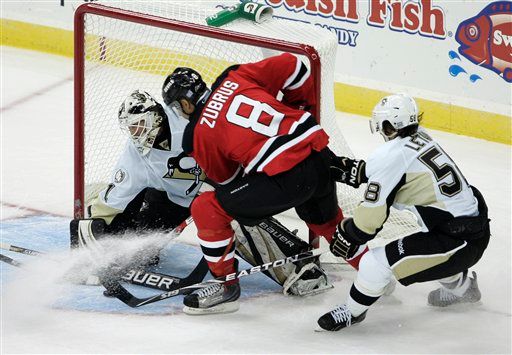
1, 46, 511, 354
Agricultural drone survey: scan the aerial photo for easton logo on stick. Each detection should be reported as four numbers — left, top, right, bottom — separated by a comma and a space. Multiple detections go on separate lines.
225, 253, 304, 281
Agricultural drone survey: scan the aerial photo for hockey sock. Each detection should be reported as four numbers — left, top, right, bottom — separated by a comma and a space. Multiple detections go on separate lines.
347, 247, 393, 316
307, 208, 343, 246
345, 245, 368, 270
191, 191, 238, 284
346, 285, 378, 317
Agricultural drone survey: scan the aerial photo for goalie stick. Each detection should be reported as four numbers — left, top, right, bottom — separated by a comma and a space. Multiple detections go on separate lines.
101, 247, 326, 308
0, 242, 209, 292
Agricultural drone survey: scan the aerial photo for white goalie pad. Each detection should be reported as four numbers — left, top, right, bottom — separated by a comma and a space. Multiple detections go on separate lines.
232, 218, 333, 296
282, 262, 333, 296
77, 220, 102, 252
233, 222, 295, 285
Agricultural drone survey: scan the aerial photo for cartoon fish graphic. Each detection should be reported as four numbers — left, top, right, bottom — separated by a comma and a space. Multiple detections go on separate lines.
455, 1, 512, 83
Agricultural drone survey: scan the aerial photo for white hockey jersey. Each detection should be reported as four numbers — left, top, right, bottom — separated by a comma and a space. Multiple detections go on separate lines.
354, 128, 478, 235
88, 106, 205, 223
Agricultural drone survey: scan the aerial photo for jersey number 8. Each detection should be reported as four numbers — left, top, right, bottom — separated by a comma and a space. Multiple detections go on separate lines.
226, 95, 285, 137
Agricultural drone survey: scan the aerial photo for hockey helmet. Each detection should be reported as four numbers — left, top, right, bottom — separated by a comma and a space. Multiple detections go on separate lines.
370, 93, 419, 141
162, 67, 208, 108
118, 90, 165, 156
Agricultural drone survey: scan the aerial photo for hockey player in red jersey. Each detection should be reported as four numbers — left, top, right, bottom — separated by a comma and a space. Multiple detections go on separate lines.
70, 90, 331, 297
162, 53, 351, 314
317, 94, 490, 331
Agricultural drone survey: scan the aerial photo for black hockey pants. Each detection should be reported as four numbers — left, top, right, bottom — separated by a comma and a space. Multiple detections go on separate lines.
215, 148, 339, 227
385, 186, 491, 286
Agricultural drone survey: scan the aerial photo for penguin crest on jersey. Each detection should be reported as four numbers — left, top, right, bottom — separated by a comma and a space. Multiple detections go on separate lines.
163, 152, 206, 194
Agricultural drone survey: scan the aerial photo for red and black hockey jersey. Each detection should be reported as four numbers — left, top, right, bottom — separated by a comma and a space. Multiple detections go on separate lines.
182, 53, 329, 184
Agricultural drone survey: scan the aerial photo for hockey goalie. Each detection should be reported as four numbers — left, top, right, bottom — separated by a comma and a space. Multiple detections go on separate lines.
70, 90, 332, 303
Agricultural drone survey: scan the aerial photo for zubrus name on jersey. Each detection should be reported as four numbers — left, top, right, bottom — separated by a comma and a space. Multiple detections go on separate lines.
200, 80, 239, 128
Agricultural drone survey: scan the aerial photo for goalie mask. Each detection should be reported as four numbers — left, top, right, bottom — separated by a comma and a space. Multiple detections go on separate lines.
118, 90, 165, 156
162, 67, 209, 110
370, 93, 419, 141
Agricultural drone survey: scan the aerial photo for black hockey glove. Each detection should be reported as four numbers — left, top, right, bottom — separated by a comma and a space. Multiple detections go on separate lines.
330, 218, 373, 260
330, 154, 367, 188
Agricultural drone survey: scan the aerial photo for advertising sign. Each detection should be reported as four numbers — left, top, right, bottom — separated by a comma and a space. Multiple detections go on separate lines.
265, 0, 511, 112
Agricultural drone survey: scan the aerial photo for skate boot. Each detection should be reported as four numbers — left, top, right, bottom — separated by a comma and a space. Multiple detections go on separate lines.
316, 304, 367, 331
183, 282, 241, 315
428, 271, 481, 307
383, 278, 397, 296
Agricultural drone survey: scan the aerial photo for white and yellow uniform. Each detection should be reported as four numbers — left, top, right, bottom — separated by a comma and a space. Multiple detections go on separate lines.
88, 106, 205, 224
354, 128, 478, 237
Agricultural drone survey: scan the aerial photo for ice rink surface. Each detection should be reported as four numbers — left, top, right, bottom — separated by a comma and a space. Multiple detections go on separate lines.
1, 46, 511, 354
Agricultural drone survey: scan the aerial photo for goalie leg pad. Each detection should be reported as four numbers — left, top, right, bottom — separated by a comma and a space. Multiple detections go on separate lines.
70, 218, 106, 250
283, 262, 333, 296
233, 217, 310, 285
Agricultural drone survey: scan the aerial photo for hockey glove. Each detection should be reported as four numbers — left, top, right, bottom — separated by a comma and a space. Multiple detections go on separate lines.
330, 218, 373, 260
330, 154, 367, 188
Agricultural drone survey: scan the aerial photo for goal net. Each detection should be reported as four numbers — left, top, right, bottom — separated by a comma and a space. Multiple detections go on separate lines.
74, 1, 420, 247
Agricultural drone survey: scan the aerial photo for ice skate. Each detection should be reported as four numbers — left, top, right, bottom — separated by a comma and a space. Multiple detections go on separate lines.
383, 278, 396, 296
316, 304, 367, 331
428, 271, 481, 307
183, 282, 241, 315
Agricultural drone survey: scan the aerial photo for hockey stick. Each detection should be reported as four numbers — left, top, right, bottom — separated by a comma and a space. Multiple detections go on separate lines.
0, 253, 23, 267
101, 247, 326, 308
96, 215, 204, 291
0, 241, 209, 291
0, 242, 44, 256
0, 242, 208, 292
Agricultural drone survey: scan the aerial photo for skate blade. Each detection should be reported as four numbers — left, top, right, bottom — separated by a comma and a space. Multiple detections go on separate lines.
314, 325, 328, 332
183, 300, 240, 315
428, 299, 483, 308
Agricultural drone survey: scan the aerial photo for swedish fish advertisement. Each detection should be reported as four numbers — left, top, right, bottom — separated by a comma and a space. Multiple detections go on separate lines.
266, 0, 511, 112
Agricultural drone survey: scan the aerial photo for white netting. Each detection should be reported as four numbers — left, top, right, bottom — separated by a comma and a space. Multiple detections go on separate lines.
79, 1, 419, 243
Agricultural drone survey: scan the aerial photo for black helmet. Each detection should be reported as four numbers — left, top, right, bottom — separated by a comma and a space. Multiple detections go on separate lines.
162, 67, 208, 107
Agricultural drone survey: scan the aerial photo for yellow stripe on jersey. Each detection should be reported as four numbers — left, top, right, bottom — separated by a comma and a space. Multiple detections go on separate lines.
88, 198, 123, 225
354, 204, 388, 236
391, 242, 466, 281
394, 172, 445, 209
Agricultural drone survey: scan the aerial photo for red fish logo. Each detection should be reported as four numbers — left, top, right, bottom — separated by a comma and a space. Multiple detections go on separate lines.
455, 1, 512, 82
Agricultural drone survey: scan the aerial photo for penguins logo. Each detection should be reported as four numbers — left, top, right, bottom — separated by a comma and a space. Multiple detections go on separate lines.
164, 152, 205, 195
